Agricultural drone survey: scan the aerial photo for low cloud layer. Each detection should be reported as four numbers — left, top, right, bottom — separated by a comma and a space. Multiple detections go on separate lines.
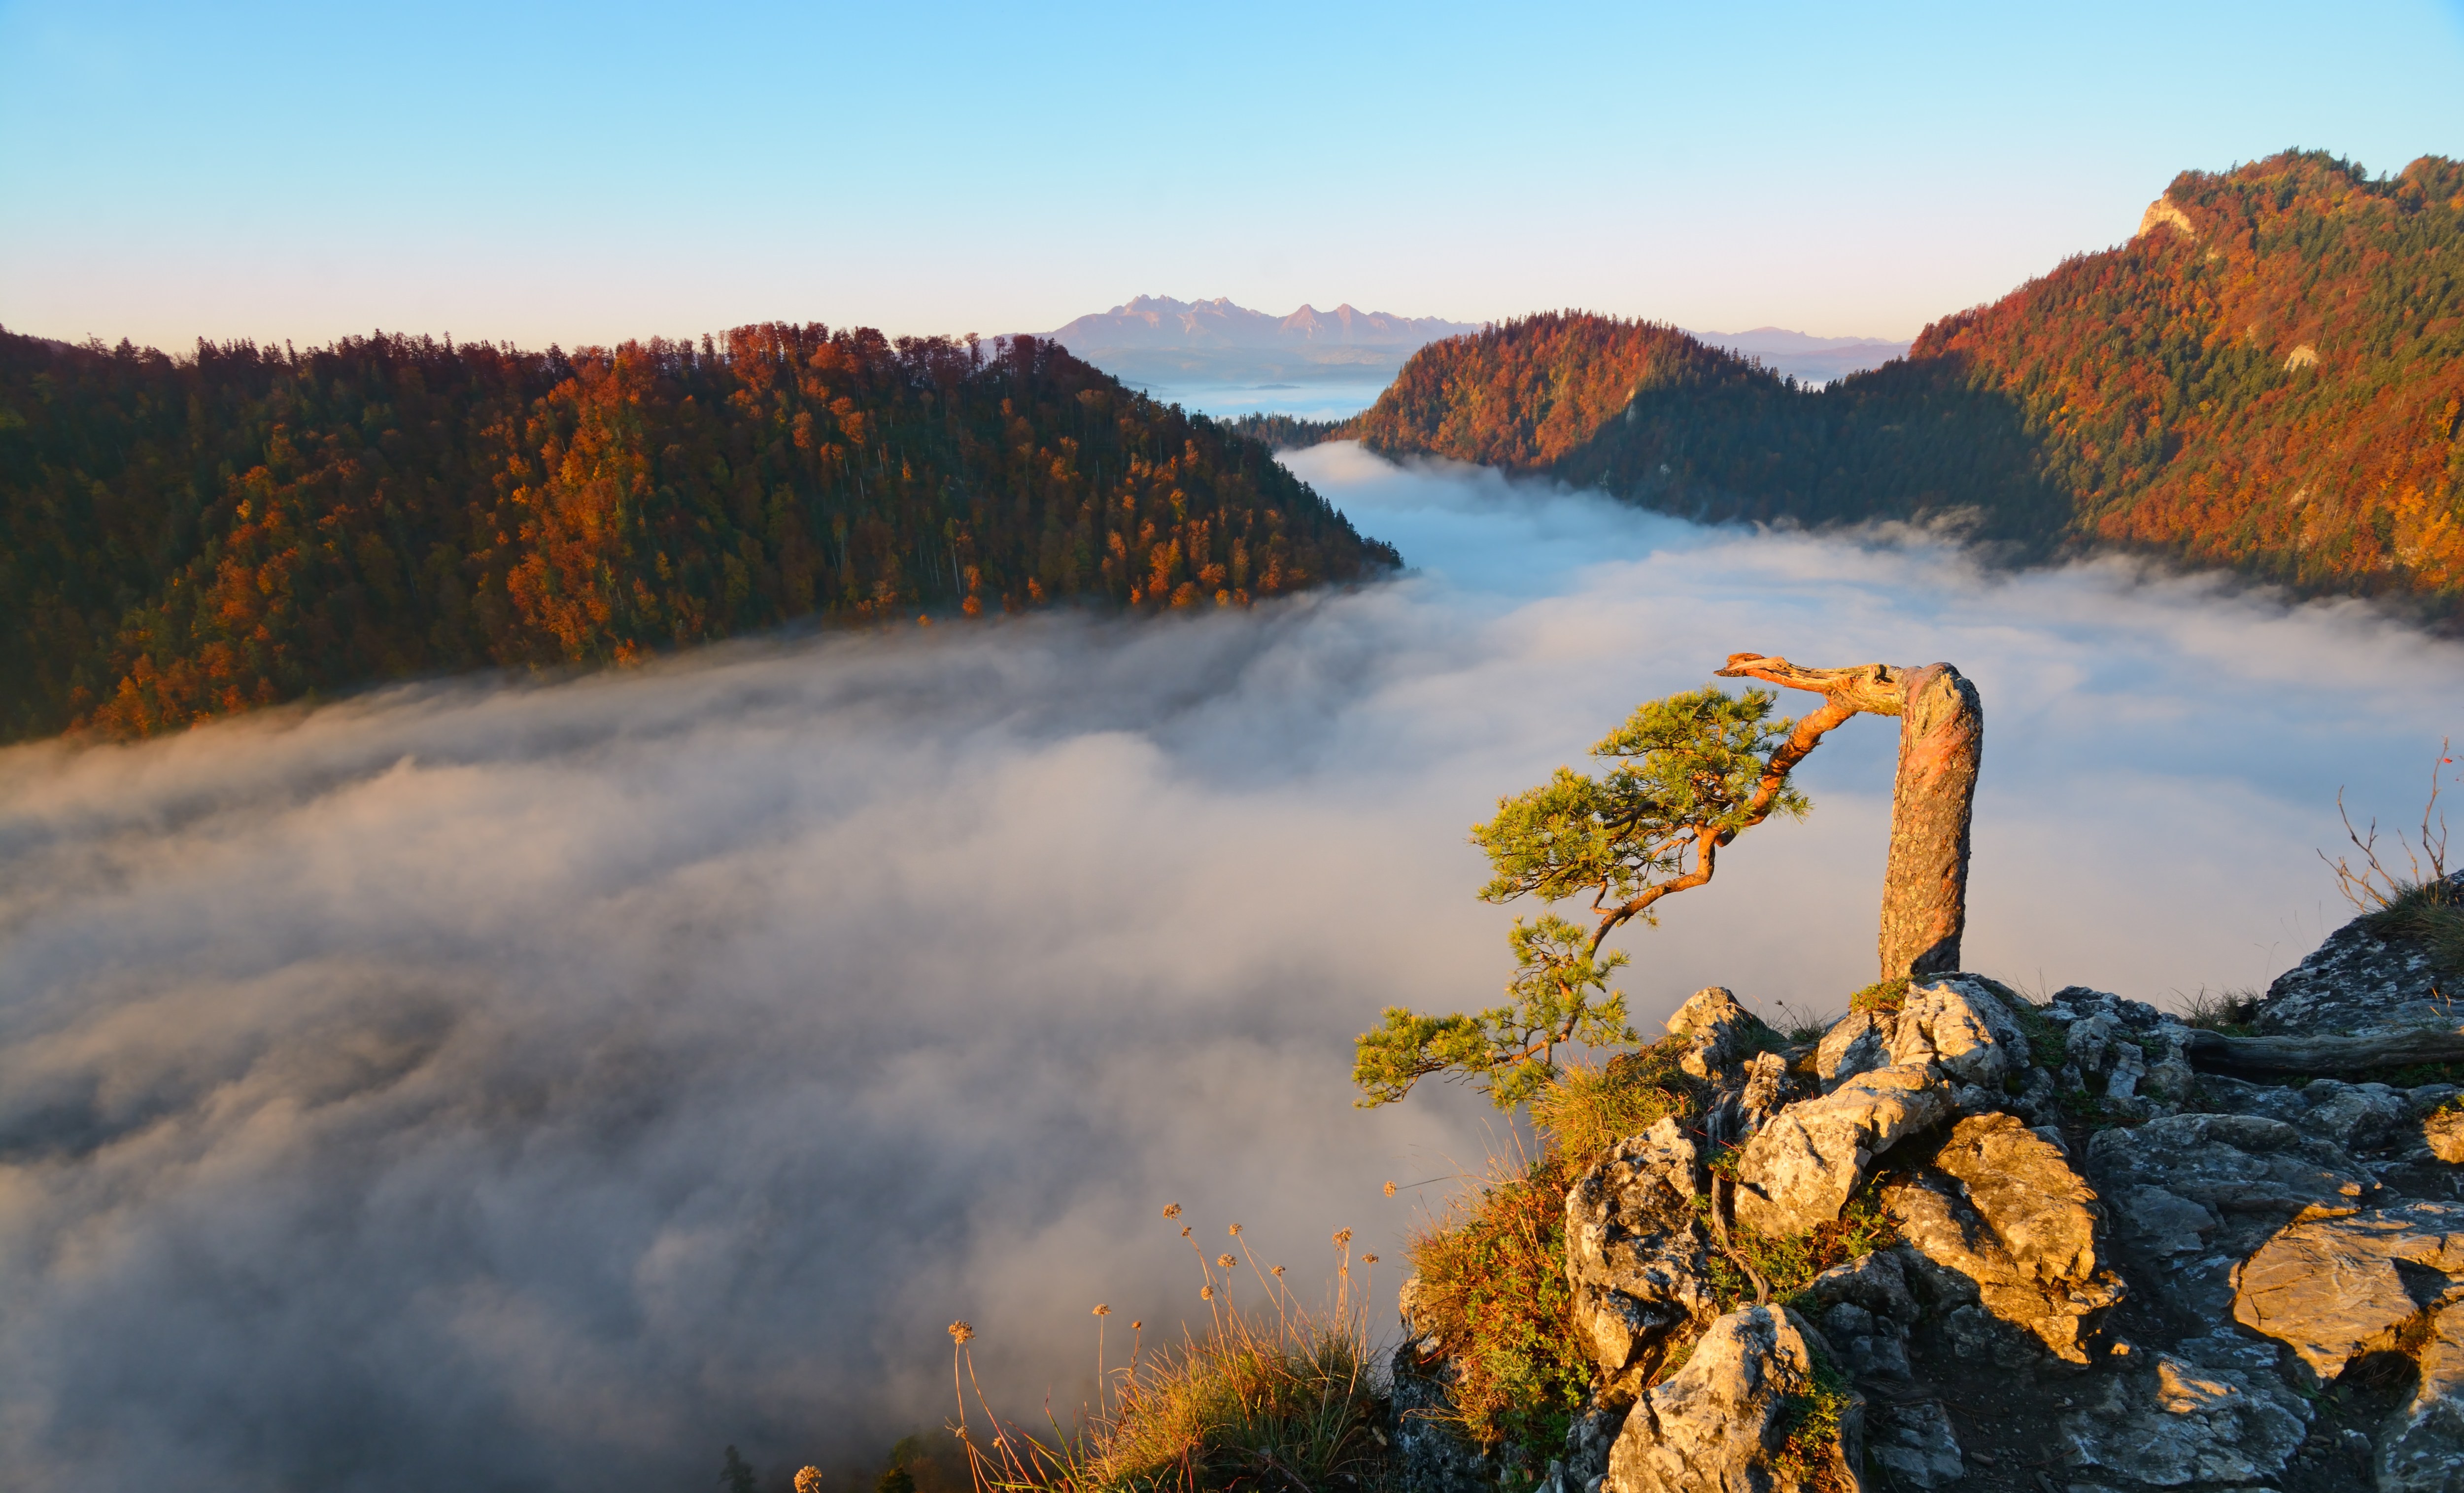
2, 444, 2457, 1491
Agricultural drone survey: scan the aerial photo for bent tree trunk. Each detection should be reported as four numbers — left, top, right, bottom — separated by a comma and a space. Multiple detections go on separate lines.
1716, 655, 1984, 981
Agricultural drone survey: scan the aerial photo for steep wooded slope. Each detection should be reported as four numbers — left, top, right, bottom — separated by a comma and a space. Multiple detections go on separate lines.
1344, 151, 2464, 611
0, 326, 1397, 742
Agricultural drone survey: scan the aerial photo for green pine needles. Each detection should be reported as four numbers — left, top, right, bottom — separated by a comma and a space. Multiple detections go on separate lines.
1354, 686, 1809, 1110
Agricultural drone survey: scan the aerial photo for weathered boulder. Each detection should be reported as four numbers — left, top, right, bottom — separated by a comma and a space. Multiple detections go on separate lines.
2255, 868, 2464, 1036
1732, 1063, 1951, 1237
1815, 1007, 1892, 1091
1873, 1113, 2129, 1370
1889, 977, 2030, 1088
1665, 986, 1758, 1081
1866, 1400, 1963, 1490
2383, 1308, 2464, 1493
1534, 1401, 1624, 1493
2046, 985, 2199, 1115
1603, 1305, 1860, 1493
2231, 1200, 2464, 1381
1737, 1050, 1792, 1137
1389, 1343, 1506, 1493
2431, 1106, 2464, 1166
2088, 1111, 2375, 1316
2057, 1331, 2312, 1487
1806, 1247, 1918, 1381
1565, 1120, 1721, 1398
1884, 1113, 2123, 1363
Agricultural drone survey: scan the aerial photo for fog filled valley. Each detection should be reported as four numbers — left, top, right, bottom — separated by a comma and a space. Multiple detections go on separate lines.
0, 441, 2453, 1490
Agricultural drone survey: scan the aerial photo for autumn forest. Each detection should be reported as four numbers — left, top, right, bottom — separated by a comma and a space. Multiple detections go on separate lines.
0, 327, 1399, 743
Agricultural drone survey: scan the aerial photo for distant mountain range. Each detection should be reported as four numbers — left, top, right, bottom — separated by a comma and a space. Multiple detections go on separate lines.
1684, 326, 1911, 383
1049, 295, 1479, 351
1045, 297, 1907, 389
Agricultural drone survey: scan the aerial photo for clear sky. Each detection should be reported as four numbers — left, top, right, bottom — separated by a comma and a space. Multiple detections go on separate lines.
4, 0, 2461, 352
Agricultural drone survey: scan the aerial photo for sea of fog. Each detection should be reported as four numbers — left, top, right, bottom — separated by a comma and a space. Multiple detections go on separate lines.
2, 443, 2458, 1492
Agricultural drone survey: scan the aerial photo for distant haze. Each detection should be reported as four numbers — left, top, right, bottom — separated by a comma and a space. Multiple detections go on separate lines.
1685, 326, 1913, 383
3, 446, 2458, 1492
1042, 296, 1480, 419
1047, 299, 1912, 415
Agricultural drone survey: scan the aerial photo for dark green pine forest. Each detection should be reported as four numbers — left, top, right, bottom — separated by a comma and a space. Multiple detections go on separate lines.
0, 325, 1399, 743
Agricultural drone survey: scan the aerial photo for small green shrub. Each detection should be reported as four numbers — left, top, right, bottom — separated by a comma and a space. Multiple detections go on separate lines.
2178, 986, 2263, 1036
1846, 977, 1910, 1016
1770, 1343, 1856, 1493
1403, 1147, 1593, 1457
1698, 1185, 1897, 1313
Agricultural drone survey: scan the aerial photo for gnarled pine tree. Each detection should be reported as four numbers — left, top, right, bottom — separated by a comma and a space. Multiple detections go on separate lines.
1352, 656, 1984, 1109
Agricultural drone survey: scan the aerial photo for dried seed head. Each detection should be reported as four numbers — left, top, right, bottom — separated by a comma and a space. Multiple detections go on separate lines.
1271, 1265, 1286, 1278
1093, 1303, 1111, 1317
1131, 1320, 1143, 1331
1162, 1203, 1182, 1219
948, 1320, 975, 1345
1332, 1228, 1353, 1249
1217, 1252, 1235, 1268
1228, 1223, 1242, 1236
796, 1469, 824, 1493
1180, 1226, 1192, 1238
1200, 1285, 1215, 1300
1383, 1181, 1398, 1197
1363, 1254, 1379, 1264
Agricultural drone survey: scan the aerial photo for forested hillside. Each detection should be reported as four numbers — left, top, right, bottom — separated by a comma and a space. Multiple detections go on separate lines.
0, 326, 1398, 742
1342, 151, 2464, 614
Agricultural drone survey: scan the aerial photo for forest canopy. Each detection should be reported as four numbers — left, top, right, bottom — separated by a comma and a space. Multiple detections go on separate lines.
0, 326, 1400, 742
1335, 150, 2464, 619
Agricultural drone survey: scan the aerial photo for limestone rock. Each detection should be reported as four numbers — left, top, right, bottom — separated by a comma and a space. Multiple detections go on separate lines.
2255, 868, 2464, 1036
1867, 1399, 1963, 1489
1815, 1007, 1892, 1092
1807, 1247, 1917, 1381
2089, 1111, 2375, 1318
1737, 1050, 1792, 1137
1881, 1119, 2123, 1365
1889, 976, 2030, 1088
1732, 1063, 1951, 1237
1389, 1348, 1505, 1493
2383, 1308, 2464, 1493
1566, 1121, 1720, 1398
1666, 986, 1757, 1080
1603, 1305, 1860, 1493
2058, 1332, 2312, 1487
2232, 1200, 2464, 1381
2431, 1107, 2464, 1166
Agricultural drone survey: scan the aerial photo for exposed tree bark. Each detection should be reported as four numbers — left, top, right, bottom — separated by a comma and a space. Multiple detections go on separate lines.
1715, 653, 1984, 981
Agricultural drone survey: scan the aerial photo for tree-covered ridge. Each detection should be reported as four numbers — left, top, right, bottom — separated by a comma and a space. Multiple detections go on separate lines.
0, 325, 1399, 742
1344, 312, 2070, 543
1917, 150, 2464, 603
1338, 151, 2464, 614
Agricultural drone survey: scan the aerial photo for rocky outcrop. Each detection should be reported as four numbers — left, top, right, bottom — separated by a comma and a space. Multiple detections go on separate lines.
1805, 1247, 1918, 1382
2384, 1309, 2464, 1493
2059, 1330, 2312, 1486
1889, 977, 2031, 1089
1565, 1121, 1720, 1399
1881, 1114, 2123, 1362
1732, 1063, 1950, 1237
2233, 1201, 2464, 1381
2088, 1111, 2375, 1319
1665, 985, 1759, 1081
1866, 1400, 1963, 1489
1603, 1305, 1859, 1493
1813, 1007, 1890, 1091
2255, 870, 2464, 1036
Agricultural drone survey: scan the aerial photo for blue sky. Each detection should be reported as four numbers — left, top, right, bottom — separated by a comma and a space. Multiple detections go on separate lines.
4, 0, 2461, 350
